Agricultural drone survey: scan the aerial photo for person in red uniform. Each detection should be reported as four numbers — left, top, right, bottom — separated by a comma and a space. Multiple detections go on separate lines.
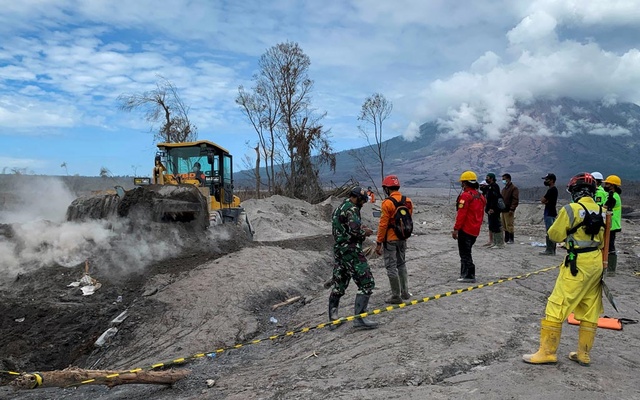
452, 171, 486, 283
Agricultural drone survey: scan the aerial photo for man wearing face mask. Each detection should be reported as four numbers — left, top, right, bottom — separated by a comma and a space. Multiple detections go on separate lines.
193, 162, 205, 185
375, 175, 414, 304
539, 173, 558, 255
602, 175, 622, 276
591, 172, 607, 206
328, 186, 378, 329
484, 173, 504, 249
500, 173, 519, 244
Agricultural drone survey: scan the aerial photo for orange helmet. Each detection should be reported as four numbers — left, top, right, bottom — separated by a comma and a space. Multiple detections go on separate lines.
382, 175, 400, 188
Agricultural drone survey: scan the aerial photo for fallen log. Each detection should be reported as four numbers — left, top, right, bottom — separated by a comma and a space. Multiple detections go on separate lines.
9, 367, 190, 389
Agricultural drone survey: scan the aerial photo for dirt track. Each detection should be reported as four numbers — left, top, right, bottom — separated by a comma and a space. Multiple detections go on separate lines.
1, 191, 640, 399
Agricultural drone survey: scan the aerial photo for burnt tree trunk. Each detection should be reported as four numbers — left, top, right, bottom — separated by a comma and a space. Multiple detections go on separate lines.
9, 368, 190, 389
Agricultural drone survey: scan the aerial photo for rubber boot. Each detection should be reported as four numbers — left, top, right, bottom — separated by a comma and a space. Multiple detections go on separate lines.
483, 232, 493, 247
385, 276, 402, 304
490, 232, 504, 249
539, 237, 555, 255
522, 319, 562, 364
353, 294, 378, 329
568, 321, 597, 366
607, 253, 617, 277
328, 293, 342, 330
399, 270, 411, 300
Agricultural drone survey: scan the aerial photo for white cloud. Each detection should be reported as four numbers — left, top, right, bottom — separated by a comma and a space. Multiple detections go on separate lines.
403, 121, 420, 141
0, 95, 78, 129
507, 11, 557, 44
1, 0, 640, 175
524, 0, 640, 26
408, 1, 640, 140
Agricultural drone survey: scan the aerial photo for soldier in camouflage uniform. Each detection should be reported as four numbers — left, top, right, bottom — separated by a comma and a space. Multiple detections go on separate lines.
328, 186, 379, 329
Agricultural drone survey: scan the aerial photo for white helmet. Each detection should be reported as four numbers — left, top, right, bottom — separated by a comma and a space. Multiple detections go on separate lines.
590, 171, 603, 180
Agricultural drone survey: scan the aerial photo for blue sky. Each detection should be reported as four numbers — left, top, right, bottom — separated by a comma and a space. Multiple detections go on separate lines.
1, 0, 640, 176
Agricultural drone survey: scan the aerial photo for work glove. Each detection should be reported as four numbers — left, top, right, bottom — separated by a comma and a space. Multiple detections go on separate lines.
605, 192, 616, 210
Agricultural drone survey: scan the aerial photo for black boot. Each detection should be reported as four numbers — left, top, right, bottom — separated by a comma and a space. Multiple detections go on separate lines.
399, 270, 412, 300
328, 293, 342, 330
385, 276, 402, 304
539, 237, 555, 255
607, 253, 617, 276
353, 294, 378, 329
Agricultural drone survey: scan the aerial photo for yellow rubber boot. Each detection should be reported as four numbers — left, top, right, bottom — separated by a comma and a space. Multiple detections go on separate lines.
568, 321, 597, 366
523, 319, 562, 364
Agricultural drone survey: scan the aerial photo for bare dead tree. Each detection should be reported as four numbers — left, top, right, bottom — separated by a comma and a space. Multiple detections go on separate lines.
358, 93, 392, 182
118, 76, 198, 143
237, 41, 334, 200
254, 144, 260, 197
236, 82, 279, 193
348, 148, 380, 197
99, 167, 111, 178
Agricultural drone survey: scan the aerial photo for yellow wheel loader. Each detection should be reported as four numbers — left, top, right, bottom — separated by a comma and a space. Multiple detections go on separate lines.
67, 140, 253, 238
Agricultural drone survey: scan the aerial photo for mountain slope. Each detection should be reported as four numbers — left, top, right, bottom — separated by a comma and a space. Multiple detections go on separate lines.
323, 98, 640, 188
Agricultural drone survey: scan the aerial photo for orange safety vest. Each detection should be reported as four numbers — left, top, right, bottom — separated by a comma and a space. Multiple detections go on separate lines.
367, 191, 375, 203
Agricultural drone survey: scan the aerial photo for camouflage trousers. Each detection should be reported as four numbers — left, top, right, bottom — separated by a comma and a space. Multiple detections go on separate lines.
331, 249, 375, 296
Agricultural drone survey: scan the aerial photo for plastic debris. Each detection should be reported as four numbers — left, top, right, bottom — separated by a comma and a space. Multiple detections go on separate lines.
95, 327, 118, 347
69, 261, 101, 295
111, 311, 128, 325
206, 379, 216, 388
269, 317, 278, 324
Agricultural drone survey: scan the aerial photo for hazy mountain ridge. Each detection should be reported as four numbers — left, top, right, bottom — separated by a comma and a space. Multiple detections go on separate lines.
322, 98, 640, 188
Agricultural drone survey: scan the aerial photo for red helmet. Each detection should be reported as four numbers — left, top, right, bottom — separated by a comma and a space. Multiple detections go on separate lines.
382, 175, 400, 187
567, 172, 596, 194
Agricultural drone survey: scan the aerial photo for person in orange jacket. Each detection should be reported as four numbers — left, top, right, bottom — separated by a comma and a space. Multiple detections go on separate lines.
375, 175, 413, 304
366, 187, 376, 203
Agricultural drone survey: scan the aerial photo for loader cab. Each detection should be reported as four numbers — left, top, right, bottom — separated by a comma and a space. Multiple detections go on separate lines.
156, 140, 235, 205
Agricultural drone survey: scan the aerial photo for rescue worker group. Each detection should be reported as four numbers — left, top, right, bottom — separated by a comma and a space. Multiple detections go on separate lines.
329, 171, 622, 367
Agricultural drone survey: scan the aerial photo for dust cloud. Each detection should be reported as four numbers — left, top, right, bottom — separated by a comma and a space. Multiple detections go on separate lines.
0, 178, 233, 281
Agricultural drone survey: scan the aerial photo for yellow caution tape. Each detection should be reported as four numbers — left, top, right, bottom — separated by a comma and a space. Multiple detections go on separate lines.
4, 264, 559, 388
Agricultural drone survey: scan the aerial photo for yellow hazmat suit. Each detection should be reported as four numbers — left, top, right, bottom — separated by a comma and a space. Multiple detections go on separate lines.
523, 195, 604, 365
546, 196, 604, 324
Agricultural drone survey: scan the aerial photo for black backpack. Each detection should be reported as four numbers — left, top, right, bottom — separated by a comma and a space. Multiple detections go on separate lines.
387, 196, 413, 240
567, 203, 605, 238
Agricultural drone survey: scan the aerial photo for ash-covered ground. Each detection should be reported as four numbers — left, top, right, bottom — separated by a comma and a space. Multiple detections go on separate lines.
1, 181, 640, 400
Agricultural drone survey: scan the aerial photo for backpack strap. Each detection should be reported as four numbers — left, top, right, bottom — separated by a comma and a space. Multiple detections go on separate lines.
387, 196, 399, 208
567, 202, 602, 240
567, 202, 588, 235
384, 195, 405, 241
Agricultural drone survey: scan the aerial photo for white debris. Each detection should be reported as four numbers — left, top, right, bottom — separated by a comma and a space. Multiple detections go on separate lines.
95, 327, 118, 347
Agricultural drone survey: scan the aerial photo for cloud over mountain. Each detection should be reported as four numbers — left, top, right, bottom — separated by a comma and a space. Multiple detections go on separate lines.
408, 0, 640, 141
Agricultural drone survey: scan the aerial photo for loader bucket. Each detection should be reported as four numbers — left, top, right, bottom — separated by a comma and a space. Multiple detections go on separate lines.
67, 184, 209, 231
